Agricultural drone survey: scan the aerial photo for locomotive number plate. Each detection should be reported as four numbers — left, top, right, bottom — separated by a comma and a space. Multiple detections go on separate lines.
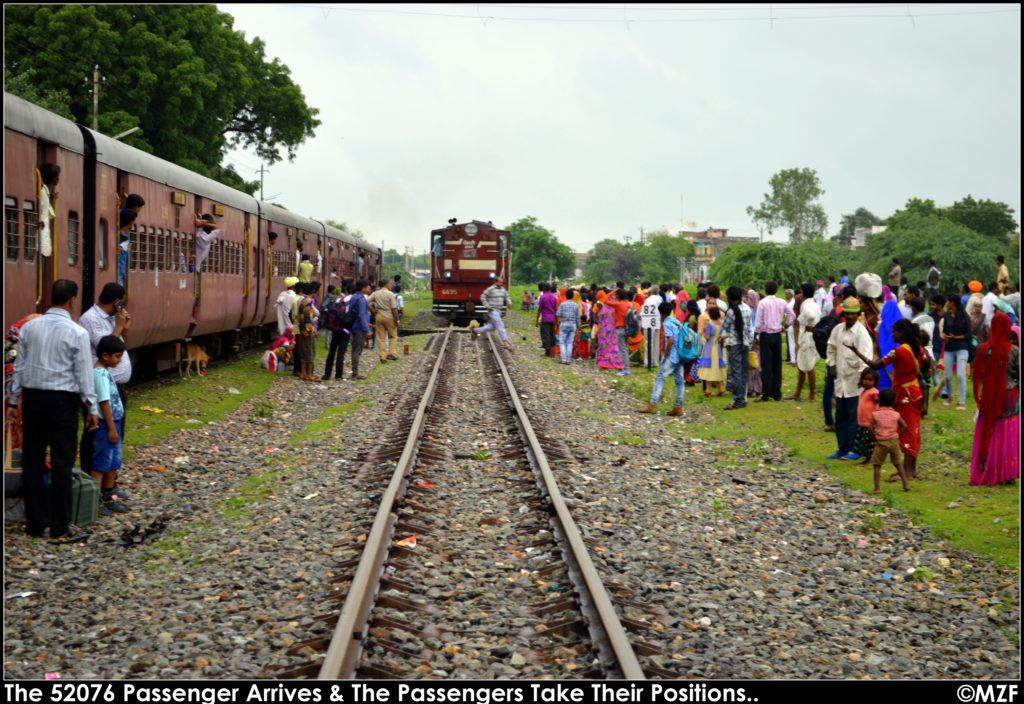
441, 288, 459, 295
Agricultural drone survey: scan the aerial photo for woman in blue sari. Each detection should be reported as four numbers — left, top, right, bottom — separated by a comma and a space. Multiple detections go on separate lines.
876, 299, 901, 389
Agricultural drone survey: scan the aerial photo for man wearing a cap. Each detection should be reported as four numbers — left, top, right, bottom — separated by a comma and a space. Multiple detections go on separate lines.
825, 297, 873, 461
276, 277, 299, 336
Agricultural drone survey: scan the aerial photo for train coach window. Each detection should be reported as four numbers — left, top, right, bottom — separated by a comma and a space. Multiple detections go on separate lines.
149, 227, 157, 270
129, 227, 139, 271
5, 198, 18, 260
98, 219, 108, 269
23, 201, 37, 262
67, 212, 80, 266
159, 228, 168, 271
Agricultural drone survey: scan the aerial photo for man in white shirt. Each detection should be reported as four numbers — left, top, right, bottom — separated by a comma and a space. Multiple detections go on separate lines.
981, 282, 1001, 329
645, 285, 664, 309
78, 282, 133, 507
276, 277, 299, 336
898, 286, 920, 320
814, 280, 827, 311
825, 297, 873, 461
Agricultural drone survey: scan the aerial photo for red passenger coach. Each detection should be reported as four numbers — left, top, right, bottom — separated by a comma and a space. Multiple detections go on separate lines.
4, 92, 382, 378
431, 220, 510, 323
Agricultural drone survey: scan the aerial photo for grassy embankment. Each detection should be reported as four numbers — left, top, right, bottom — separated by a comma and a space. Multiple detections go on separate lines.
507, 303, 1019, 569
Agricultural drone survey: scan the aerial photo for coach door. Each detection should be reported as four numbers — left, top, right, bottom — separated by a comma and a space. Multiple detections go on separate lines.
35, 142, 59, 312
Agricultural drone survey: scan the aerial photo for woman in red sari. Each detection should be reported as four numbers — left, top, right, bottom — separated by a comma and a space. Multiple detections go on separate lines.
846, 318, 930, 480
970, 313, 1019, 485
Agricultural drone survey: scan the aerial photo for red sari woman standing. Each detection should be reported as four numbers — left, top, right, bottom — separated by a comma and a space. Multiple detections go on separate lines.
970, 313, 1020, 485
846, 318, 930, 480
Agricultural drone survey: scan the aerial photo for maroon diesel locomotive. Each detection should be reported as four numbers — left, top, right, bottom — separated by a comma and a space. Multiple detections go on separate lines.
430, 219, 511, 323
3, 92, 381, 375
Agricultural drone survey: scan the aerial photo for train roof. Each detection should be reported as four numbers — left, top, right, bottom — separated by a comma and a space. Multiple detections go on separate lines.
3, 92, 84, 154
257, 200, 326, 238
323, 222, 380, 255
87, 126, 257, 212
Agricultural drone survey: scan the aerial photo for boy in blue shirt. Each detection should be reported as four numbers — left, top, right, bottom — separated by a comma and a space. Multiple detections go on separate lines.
640, 302, 687, 416
92, 335, 129, 516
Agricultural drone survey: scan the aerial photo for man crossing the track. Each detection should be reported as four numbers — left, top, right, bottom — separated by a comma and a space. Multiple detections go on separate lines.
473, 277, 513, 350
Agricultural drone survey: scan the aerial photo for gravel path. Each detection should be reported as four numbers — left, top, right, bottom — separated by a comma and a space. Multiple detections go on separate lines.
3, 311, 1019, 680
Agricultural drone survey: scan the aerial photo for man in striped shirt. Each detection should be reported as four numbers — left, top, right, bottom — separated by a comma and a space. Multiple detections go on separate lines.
754, 281, 794, 402
6, 280, 99, 540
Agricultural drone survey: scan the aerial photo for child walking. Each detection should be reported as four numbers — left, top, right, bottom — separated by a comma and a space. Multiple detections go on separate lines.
869, 388, 910, 494
92, 335, 129, 516
855, 368, 880, 464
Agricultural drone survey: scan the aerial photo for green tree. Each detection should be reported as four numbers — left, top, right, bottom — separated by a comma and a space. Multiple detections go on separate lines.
582, 238, 624, 283
4, 5, 320, 194
747, 167, 828, 244
862, 214, 1004, 290
610, 245, 643, 284
4, 68, 73, 119
709, 241, 847, 290
506, 216, 574, 284
834, 207, 885, 247
943, 195, 1018, 243
640, 232, 696, 283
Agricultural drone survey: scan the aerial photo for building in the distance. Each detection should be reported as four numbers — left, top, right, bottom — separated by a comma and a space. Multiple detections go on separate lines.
573, 252, 588, 279
672, 227, 760, 282
852, 226, 887, 250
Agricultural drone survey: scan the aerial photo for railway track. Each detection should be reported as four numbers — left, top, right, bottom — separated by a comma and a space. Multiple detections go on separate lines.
272, 328, 674, 679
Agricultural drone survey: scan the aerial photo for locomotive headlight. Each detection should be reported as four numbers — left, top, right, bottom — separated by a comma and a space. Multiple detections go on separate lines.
489, 272, 496, 278
445, 272, 452, 278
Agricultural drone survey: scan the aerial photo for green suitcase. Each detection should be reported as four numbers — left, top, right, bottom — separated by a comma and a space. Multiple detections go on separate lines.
71, 468, 99, 527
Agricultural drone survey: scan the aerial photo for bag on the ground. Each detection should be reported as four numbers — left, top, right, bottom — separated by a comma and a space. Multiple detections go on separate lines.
71, 468, 99, 528
4, 435, 22, 498
674, 325, 703, 363
260, 349, 278, 372
812, 313, 841, 359
625, 308, 640, 338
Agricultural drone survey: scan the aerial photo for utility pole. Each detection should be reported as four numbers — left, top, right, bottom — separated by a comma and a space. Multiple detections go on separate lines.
258, 164, 270, 201
639, 226, 645, 245
83, 65, 105, 131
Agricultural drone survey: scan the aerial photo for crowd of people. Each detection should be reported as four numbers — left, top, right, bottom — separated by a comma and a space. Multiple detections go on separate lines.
265, 276, 407, 381
505, 256, 1019, 491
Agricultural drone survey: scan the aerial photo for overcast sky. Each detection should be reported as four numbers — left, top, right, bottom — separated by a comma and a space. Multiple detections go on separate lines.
221, 3, 1021, 255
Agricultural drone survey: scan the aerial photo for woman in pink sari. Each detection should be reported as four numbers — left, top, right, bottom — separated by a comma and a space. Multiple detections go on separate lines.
595, 292, 622, 370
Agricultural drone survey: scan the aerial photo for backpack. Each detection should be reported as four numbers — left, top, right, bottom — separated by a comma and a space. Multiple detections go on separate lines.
927, 267, 940, 285
625, 308, 640, 337
812, 313, 841, 359
323, 296, 349, 333
674, 324, 703, 363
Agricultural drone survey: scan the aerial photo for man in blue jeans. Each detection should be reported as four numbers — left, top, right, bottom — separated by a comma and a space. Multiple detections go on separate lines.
639, 302, 686, 416
555, 289, 579, 364
721, 286, 753, 410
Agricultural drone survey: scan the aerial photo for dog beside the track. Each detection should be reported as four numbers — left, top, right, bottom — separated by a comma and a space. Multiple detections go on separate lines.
180, 342, 210, 378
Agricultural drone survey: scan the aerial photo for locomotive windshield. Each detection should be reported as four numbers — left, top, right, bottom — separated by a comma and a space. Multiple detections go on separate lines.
431, 233, 443, 257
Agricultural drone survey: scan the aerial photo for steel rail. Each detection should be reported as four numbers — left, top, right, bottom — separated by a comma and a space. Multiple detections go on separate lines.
317, 326, 453, 679
484, 336, 646, 680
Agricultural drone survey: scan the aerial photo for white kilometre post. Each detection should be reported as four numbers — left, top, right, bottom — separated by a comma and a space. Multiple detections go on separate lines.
641, 299, 661, 369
